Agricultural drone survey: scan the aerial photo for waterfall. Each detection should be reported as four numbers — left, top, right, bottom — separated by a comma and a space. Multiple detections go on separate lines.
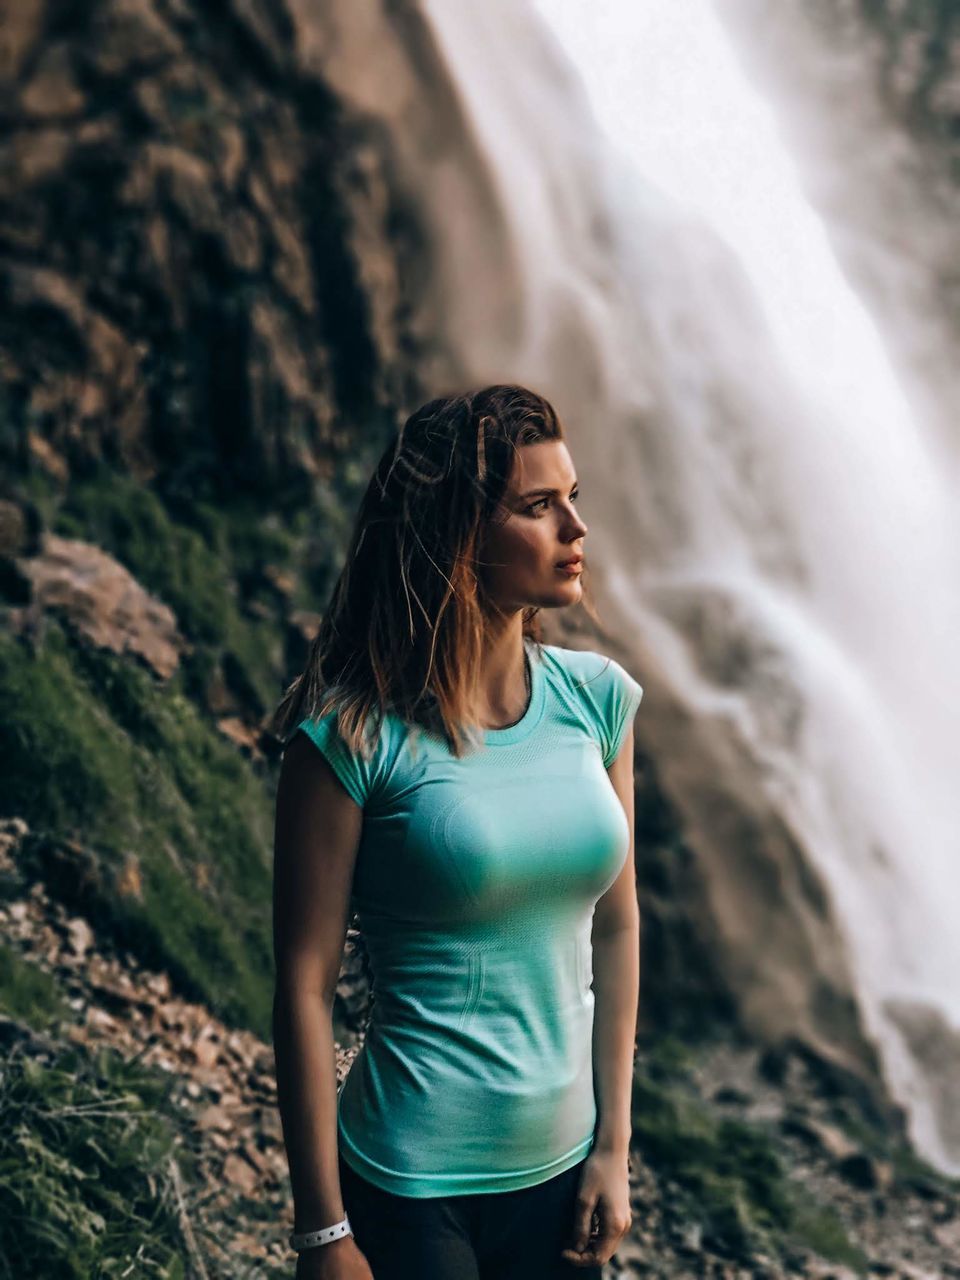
403, 0, 960, 1175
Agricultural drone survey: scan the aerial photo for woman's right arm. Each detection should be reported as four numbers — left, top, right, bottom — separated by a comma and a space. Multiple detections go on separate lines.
272, 730, 375, 1280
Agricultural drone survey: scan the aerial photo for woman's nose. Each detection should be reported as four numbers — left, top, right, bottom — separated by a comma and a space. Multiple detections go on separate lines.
566, 508, 588, 538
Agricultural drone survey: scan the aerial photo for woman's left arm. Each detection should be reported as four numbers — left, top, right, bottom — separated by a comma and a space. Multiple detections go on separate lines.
561, 720, 640, 1269
593, 719, 641, 1152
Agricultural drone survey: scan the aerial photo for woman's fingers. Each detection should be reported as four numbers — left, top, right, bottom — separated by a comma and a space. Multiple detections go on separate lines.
568, 1197, 600, 1254
562, 1203, 600, 1265
561, 1198, 630, 1266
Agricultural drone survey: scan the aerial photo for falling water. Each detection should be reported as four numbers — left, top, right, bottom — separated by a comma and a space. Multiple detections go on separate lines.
409, 0, 960, 1174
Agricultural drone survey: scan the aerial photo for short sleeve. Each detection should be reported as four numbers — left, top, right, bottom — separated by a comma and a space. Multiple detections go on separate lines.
572, 652, 644, 768
291, 709, 383, 808
600, 659, 644, 767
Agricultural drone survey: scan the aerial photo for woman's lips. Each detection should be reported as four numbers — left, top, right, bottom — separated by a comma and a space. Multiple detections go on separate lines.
556, 562, 583, 575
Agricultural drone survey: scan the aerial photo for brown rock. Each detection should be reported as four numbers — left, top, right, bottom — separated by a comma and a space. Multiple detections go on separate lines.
19, 42, 86, 118
241, 1138, 269, 1173
192, 1025, 221, 1069
15, 533, 185, 678
231, 1233, 268, 1258
222, 207, 262, 272
222, 1152, 258, 1194
255, 1107, 283, 1143
781, 1112, 859, 1161
86, 1007, 119, 1033
121, 143, 221, 232
216, 716, 262, 755
87, 0, 182, 79
87, 977, 151, 1016
146, 972, 172, 999
0, 3, 44, 82
934, 1216, 960, 1252
26, 432, 69, 482
197, 1104, 234, 1133
262, 564, 297, 599
5, 266, 148, 463
66, 916, 94, 956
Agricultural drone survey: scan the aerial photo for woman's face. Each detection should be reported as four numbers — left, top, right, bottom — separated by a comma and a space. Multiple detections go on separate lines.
477, 439, 589, 613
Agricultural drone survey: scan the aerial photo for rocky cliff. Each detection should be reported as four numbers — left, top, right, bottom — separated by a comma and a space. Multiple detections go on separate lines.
0, 0, 440, 1037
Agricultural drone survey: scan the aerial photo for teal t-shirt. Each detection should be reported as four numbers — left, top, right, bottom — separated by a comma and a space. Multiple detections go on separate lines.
293, 640, 643, 1197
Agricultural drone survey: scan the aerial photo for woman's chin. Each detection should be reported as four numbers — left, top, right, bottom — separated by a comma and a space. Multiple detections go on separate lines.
545, 579, 584, 607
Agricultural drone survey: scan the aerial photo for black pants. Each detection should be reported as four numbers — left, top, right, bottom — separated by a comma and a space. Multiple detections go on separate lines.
338, 1150, 604, 1280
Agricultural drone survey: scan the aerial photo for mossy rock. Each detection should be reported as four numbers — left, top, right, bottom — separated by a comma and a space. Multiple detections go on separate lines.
829, 1099, 960, 1198
52, 470, 289, 716
0, 622, 274, 1038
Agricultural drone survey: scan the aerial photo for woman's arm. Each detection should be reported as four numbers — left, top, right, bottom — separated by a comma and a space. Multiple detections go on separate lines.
591, 719, 641, 1155
563, 721, 640, 1268
272, 731, 371, 1275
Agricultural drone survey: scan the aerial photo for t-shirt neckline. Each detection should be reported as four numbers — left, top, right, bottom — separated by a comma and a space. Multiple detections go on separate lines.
482, 639, 546, 746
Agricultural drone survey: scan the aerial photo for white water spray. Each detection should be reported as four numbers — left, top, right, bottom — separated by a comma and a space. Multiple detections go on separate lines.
414, 0, 960, 1173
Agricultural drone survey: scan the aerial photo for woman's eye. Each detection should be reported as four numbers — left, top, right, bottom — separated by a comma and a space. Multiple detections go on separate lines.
527, 490, 579, 514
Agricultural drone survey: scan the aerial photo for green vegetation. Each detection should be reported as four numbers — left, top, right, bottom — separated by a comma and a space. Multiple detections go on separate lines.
0, 1040, 196, 1279
53, 471, 288, 715
0, 944, 68, 1031
0, 622, 275, 1037
830, 1100, 960, 1198
0, 432, 394, 1280
1, 455, 379, 1041
54, 475, 235, 644
787, 1190, 870, 1274
632, 1036, 869, 1271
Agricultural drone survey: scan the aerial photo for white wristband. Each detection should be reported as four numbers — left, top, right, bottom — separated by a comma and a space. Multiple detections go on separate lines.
289, 1215, 352, 1251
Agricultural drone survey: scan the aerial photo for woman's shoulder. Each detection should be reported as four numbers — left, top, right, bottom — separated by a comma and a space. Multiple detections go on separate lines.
537, 641, 632, 685
289, 695, 411, 808
538, 642, 644, 766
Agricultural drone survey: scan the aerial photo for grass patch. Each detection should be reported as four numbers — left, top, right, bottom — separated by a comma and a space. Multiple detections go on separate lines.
632, 1038, 867, 1270
787, 1188, 870, 1274
633, 1073, 792, 1257
0, 944, 68, 1031
0, 1039, 197, 1279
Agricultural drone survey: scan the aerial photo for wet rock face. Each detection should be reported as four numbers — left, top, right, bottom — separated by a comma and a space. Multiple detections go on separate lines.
0, 0, 418, 497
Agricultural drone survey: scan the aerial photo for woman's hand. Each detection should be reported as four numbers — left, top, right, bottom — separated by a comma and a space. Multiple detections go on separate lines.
560, 1148, 633, 1268
295, 1234, 375, 1279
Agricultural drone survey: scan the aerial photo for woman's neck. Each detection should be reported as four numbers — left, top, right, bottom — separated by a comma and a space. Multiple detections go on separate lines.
476, 617, 529, 729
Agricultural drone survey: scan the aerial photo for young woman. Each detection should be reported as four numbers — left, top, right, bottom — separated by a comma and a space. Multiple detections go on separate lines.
271, 385, 643, 1280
